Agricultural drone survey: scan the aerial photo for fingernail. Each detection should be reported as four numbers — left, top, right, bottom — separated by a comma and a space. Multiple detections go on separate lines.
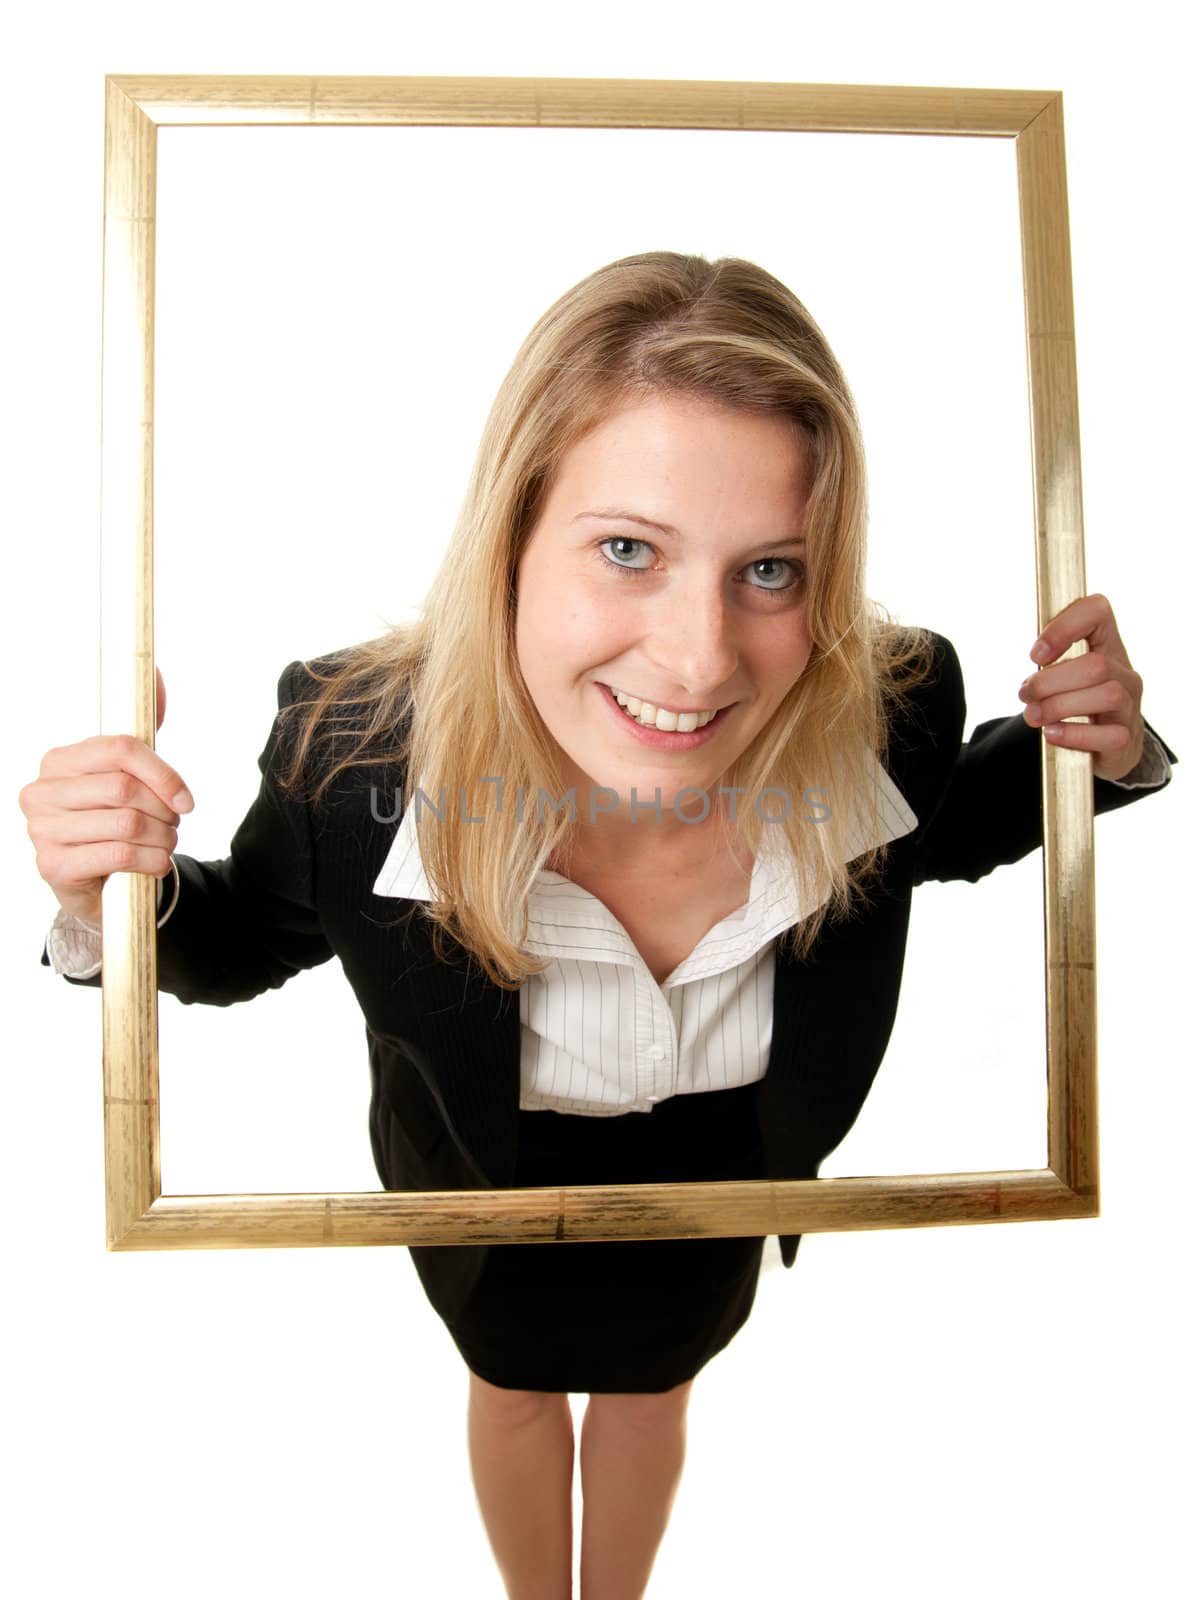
172, 787, 194, 811
1030, 640, 1051, 663
1043, 724, 1065, 739
1018, 677, 1033, 698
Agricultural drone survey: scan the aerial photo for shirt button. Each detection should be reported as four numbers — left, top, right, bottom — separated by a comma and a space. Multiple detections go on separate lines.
645, 1045, 666, 1060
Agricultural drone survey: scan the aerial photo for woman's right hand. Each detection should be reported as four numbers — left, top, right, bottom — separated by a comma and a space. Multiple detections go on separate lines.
18, 668, 194, 926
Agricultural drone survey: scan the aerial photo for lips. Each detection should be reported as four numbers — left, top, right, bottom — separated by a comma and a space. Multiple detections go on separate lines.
596, 682, 733, 748
607, 682, 719, 718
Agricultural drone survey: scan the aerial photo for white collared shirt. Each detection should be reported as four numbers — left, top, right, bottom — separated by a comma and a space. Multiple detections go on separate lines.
372, 756, 919, 1116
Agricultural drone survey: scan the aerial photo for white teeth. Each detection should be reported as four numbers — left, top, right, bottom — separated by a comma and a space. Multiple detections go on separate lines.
610, 687, 718, 731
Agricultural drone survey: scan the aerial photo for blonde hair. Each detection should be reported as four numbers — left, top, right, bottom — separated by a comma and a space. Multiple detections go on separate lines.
280, 251, 935, 989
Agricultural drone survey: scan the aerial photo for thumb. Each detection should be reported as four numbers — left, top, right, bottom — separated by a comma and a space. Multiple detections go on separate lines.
156, 666, 167, 733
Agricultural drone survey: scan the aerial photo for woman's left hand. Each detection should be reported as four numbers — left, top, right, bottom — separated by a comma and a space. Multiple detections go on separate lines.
1018, 593, 1145, 782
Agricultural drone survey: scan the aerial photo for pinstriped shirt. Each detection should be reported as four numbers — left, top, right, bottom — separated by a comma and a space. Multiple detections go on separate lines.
372, 756, 921, 1117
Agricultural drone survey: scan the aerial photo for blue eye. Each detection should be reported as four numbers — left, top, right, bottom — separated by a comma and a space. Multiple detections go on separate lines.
594, 538, 805, 597
745, 557, 804, 592
599, 537, 654, 570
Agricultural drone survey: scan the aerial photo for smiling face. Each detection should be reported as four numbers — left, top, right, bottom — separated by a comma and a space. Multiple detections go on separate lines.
513, 391, 815, 837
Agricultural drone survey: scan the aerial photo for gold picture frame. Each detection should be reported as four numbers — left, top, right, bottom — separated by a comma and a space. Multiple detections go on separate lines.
100, 74, 1094, 1250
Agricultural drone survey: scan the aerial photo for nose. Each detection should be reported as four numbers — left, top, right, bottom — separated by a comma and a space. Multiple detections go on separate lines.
640, 576, 739, 700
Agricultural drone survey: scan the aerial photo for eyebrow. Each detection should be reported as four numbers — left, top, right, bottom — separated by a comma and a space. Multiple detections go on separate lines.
573, 509, 807, 551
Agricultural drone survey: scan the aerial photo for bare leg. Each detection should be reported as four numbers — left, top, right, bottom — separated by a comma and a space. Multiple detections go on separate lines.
578, 1379, 694, 1599
466, 1368, 576, 1599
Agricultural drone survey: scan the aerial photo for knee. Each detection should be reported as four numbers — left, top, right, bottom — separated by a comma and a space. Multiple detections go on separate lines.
468, 1368, 570, 1428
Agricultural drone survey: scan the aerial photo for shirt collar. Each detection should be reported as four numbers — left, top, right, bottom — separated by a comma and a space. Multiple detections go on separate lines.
372, 754, 917, 981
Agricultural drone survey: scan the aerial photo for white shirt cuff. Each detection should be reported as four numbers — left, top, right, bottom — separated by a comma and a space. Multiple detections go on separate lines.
46, 908, 102, 979
1101, 726, 1172, 790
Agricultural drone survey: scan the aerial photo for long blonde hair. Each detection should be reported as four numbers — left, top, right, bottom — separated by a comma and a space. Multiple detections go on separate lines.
280, 251, 935, 988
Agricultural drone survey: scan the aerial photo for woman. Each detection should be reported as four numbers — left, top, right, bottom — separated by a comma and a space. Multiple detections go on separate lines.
23, 252, 1175, 1599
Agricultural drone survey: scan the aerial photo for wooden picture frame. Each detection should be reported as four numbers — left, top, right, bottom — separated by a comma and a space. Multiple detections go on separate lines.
100, 74, 1094, 1250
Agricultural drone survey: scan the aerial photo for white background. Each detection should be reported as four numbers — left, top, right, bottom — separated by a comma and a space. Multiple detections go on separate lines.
150, 120, 1043, 1191
4, 4, 1188, 1597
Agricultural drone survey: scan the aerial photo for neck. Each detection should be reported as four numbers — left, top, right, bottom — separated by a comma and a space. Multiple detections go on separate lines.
550, 805, 753, 881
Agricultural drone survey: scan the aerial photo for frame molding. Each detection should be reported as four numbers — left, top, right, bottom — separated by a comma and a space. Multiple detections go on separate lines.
100, 74, 1094, 1250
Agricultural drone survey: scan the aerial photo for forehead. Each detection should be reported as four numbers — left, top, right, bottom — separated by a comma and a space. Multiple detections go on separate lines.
568, 392, 803, 453
544, 395, 812, 518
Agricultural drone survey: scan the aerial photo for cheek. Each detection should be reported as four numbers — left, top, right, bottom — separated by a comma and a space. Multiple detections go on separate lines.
515, 574, 563, 658
792, 629, 815, 674
534, 594, 632, 675
516, 593, 595, 707
521, 602, 582, 667
760, 616, 813, 679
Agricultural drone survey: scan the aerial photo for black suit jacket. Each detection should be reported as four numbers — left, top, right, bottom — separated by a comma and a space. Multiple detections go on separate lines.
56, 633, 1177, 1307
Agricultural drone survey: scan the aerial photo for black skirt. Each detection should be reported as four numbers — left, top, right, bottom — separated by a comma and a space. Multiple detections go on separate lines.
433, 1079, 768, 1395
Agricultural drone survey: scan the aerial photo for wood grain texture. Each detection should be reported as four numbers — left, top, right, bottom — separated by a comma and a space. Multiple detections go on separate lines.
100, 79, 162, 1247
105, 74, 1056, 133
99, 74, 1097, 1250
109, 1171, 1093, 1251
1016, 94, 1098, 1202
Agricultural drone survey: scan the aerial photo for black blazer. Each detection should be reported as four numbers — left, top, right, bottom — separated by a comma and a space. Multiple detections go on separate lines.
58, 632, 1177, 1299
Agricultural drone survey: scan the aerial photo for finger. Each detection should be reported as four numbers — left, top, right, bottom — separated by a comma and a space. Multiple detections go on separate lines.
30, 807, 179, 854
35, 839, 176, 892
1018, 649, 1136, 704
156, 667, 167, 734
1021, 679, 1131, 726
24, 771, 181, 826
38, 734, 193, 813
1031, 592, 1128, 666
1041, 720, 1135, 753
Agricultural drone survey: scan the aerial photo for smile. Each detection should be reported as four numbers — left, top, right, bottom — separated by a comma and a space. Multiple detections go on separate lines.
594, 683, 735, 749
604, 684, 722, 732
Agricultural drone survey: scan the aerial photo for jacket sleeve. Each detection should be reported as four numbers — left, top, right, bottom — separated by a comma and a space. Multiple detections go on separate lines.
156, 660, 337, 1004
44, 660, 337, 1006
909, 636, 1178, 887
